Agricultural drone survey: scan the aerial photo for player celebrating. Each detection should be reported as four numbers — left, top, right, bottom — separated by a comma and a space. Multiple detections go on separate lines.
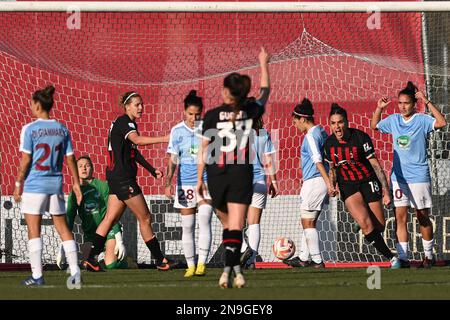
238, 72, 275, 269
197, 47, 270, 288
57, 156, 133, 270
284, 98, 329, 268
240, 114, 278, 269
13, 85, 82, 286
83, 91, 172, 271
165, 90, 214, 277
371, 81, 447, 267
324, 103, 401, 268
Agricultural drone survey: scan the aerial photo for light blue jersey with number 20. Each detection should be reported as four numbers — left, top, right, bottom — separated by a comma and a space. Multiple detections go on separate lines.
377, 113, 435, 183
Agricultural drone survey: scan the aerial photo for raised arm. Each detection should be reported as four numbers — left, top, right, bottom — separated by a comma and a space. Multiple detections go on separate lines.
371, 97, 391, 130
259, 47, 270, 90
415, 91, 447, 129
66, 192, 77, 231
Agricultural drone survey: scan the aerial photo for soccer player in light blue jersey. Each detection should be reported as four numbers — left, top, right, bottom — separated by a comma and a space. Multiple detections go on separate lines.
165, 90, 214, 277
285, 98, 330, 268
13, 85, 83, 286
240, 114, 279, 269
371, 81, 447, 268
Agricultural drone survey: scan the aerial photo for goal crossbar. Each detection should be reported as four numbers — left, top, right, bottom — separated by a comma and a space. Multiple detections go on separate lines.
1, 1, 450, 13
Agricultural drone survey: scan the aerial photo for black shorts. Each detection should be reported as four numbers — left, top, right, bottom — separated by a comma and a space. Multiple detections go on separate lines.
207, 170, 253, 213
108, 177, 142, 201
338, 178, 382, 203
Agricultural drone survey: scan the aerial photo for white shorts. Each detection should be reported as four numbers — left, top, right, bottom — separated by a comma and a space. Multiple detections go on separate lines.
21, 193, 66, 215
299, 176, 328, 211
174, 184, 211, 209
391, 181, 432, 210
250, 181, 267, 209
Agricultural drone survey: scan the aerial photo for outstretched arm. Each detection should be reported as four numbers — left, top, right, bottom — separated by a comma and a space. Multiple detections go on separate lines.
128, 132, 169, 146
135, 149, 162, 178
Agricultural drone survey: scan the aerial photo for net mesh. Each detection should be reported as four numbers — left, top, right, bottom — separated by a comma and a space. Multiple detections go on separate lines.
1, 8, 449, 265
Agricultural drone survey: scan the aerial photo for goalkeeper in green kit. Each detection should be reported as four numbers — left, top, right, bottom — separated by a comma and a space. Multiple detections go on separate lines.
57, 156, 133, 269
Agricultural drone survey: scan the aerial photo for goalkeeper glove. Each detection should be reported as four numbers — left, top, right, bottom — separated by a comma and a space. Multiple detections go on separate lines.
56, 243, 66, 269
114, 232, 126, 261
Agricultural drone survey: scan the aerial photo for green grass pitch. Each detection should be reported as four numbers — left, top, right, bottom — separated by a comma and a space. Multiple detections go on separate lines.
1, 267, 449, 300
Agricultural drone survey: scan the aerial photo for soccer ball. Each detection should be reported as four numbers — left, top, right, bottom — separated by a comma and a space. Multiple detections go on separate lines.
272, 237, 295, 260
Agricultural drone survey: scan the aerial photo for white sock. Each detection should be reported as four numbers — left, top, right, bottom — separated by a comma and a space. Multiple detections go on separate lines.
304, 228, 322, 264
28, 237, 43, 279
299, 230, 310, 261
395, 242, 409, 261
197, 204, 213, 265
241, 229, 248, 253
181, 214, 196, 267
62, 240, 80, 276
248, 224, 260, 263
422, 238, 434, 259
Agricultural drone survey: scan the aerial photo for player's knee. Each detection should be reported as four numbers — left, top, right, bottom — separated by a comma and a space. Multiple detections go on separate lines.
300, 209, 319, 220
137, 214, 152, 226
416, 211, 431, 226
105, 260, 119, 269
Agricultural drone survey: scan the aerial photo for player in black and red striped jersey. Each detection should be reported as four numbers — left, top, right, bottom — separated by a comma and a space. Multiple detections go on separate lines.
323, 103, 401, 269
197, 47, 270, 288
83, 91, 173, 272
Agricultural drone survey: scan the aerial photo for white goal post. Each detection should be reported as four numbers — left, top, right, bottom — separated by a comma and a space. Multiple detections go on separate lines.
1, 1, 450, 13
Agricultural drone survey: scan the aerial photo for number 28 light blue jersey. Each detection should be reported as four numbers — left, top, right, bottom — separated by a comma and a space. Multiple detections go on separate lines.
19, 119, 74, 194
167, 121, 206, 185
251, 129, 276, 184
301, 125, 328, 181
377, 113, 435, 183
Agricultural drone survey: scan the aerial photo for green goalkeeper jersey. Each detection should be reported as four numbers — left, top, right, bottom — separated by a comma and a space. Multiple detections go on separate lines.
67, 178, 121, 241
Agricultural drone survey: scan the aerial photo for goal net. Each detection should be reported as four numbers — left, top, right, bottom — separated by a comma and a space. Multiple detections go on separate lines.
1, 1, 449, 266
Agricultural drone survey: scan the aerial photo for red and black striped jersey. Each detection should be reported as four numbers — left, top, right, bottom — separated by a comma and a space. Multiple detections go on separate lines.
323, 128, 376, 184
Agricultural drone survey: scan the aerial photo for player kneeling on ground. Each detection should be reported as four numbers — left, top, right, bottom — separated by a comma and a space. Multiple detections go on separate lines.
57, 156, 137, 270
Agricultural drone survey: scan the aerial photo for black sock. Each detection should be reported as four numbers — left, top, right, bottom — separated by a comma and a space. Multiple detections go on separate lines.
365, 229, 394, 259
222, 229, 230, 242
145, 236, 164, 264
89, 233, 107, 259
223, 230, 243, 270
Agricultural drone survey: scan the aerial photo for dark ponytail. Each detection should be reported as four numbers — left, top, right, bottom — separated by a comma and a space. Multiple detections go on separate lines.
292, 98, 314, 121
329, 103, 348, 122
223, 72, 250, 118
32, 85, 55, 112
398, 81, 418, 103
184, 90, 203, 110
